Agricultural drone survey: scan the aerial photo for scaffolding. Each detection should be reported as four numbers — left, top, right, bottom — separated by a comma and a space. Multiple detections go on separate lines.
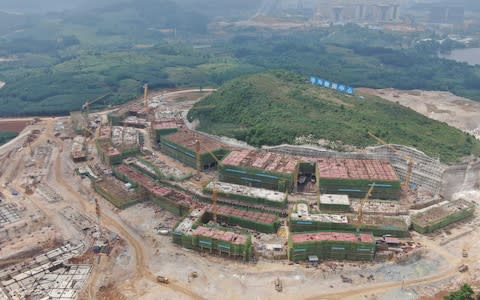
113, 164, 198, 216
289, 204, 409, 237
203, 205, 280, 233
366, 145, 445, 195
288, 231, 376, 262
173, 221, 253, 261
266, 144, 445, 195
219, 150, 297, 192
93, 176, 145, 209
159, 130, 229, 170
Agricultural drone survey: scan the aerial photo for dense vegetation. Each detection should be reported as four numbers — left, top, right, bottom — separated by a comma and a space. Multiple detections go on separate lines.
444, 284, 476, 300
188, 71, 480, 163
0, 131, 18, 146
1, 3, 480, 116
222, 26, 480, 100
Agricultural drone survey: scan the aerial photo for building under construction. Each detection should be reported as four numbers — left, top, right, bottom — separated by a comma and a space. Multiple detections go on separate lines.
95, 126, 141, 165
219, 150, 298, 192
204, 204, 280, 234
151, 117, 184, 143
172, 209, 253, 260
412, 199, 474, 234
93, 176, 146, 209
96, 139, 122, 165
113, 164, 199, 216
319, 194, 350, 212
288, 231, 376, 262
317, 158, 401, 200
204, 181, 288, 209
108, 103, 148, 125
218, 150, 400, 199
289, 203, 409, 237
159, 129, 230, 170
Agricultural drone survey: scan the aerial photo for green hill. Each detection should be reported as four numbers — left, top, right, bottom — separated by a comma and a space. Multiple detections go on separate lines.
187, 71, 480, 163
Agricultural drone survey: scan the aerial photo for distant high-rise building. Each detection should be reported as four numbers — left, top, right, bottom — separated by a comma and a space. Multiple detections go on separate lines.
429, 5, 464, 24
279, 0, 404, 23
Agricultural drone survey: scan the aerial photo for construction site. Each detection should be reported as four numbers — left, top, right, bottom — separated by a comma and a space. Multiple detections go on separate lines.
0, 85, 478, 300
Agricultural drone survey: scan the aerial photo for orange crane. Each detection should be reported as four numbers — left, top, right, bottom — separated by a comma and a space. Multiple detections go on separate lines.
367, 132, 414, 192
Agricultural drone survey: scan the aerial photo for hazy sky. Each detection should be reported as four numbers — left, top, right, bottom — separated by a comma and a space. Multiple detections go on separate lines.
0, 0, 106, 13
0, 0, 478, 15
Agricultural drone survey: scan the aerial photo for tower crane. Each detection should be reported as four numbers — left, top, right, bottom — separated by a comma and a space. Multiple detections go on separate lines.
367, 132, 414, 193
195, 140, 225, 223
80, 93, 110, 158
143, 84, 149, 112
195, 140, 201, 181
355, 183, 375, 233
82, 93, 111, 117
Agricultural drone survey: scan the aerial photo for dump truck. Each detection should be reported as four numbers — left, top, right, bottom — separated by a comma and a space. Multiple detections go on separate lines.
458, 264, 468, 273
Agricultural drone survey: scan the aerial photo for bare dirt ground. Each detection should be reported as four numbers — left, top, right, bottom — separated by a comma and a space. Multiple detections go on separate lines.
359, 88, 480, 138
0, 90, 478, 300
0, 119, 30, 132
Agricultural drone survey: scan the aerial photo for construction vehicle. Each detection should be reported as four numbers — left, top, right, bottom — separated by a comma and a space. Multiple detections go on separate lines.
274, 277, 283, 292
188, 271, 198, 282
157, 275, 169, 284
462, 246, 468, 258
458, 264, 469, 273
24, 184, 33, 195
367, 132, 414, 193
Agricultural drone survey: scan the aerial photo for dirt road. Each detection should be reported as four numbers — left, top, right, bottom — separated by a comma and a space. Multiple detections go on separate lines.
51, 135, 205, 300
305, 235, 462, 300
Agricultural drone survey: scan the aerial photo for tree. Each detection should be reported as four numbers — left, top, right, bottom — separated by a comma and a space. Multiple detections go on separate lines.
444, 284, 475, 300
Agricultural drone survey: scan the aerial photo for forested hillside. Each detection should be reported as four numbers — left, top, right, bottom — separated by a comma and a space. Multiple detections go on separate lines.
188, 71, 480, 163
